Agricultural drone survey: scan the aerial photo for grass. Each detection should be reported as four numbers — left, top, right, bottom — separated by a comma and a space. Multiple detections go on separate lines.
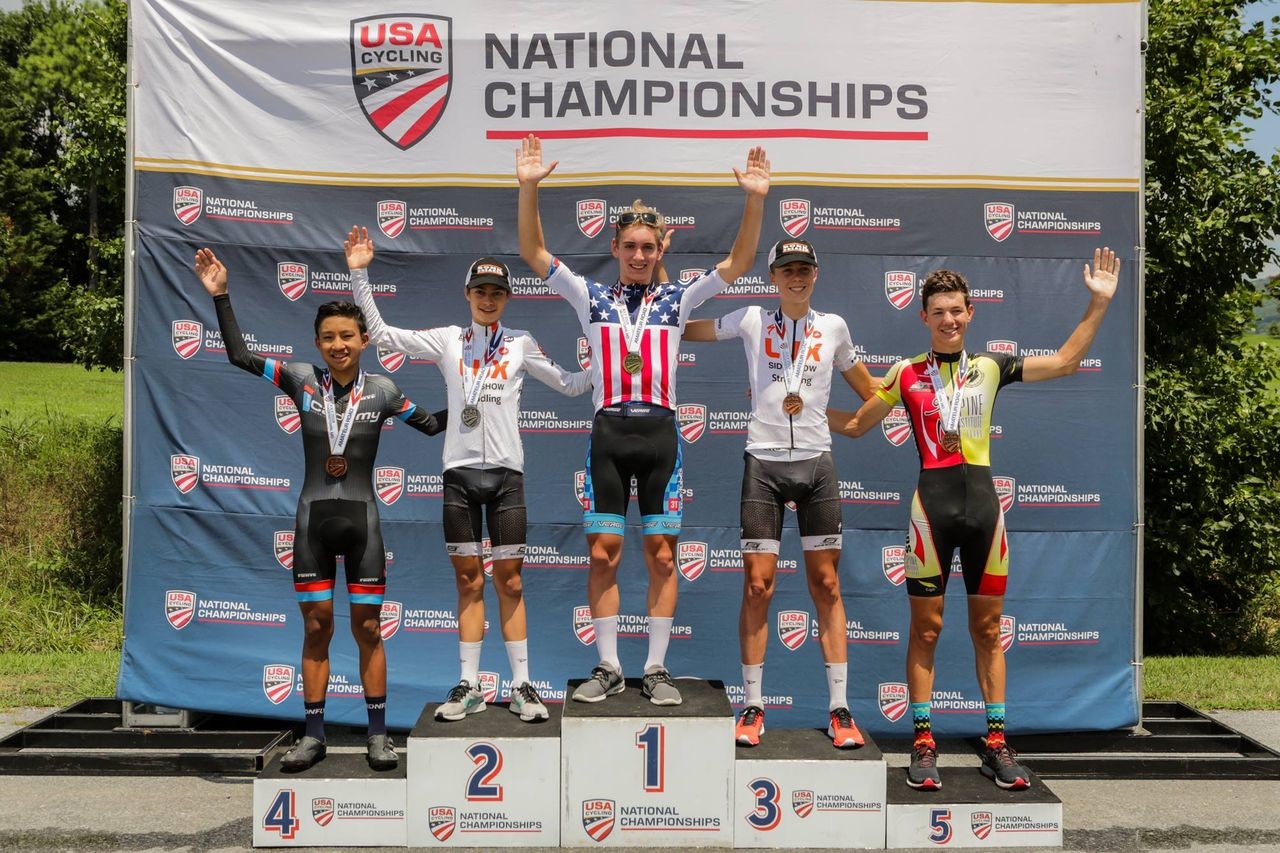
0, 651, 119, 709
1144, 655, 1280, 710
0, 361, 123, 422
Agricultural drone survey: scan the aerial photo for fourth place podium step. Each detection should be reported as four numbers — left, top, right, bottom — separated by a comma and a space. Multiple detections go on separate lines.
253, 678, 1062, 848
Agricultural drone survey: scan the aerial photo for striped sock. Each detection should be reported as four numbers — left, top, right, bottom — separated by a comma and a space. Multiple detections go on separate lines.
986, 702, 1006, 747
911, 701, 933, 746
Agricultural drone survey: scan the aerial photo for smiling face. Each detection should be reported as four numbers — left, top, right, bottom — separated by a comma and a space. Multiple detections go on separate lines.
466, 283, 510, 326
314, 315, 368, 376
770, 261, 818, 309
611, 224, 664, 285
920, 291, 974, 353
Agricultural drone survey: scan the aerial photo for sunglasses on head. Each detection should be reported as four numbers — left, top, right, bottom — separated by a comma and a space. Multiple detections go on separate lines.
615, 211, 661, 229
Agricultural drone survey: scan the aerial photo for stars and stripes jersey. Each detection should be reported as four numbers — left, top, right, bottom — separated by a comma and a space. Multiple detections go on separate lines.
714, 306, 859, 460
353, 269, 591, 473
544, 258, 728, 411
875, 350, 1023, 470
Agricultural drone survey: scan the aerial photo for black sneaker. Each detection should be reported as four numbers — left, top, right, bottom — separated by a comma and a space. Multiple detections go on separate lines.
280, 735, 326, 772
366, 733, 397, 770
980, 741, 1030, 790
906, 741, 941, 790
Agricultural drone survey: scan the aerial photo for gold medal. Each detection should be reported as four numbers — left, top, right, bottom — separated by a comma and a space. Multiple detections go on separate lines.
941, 431, 962, 453
783, 392, 804, 416
325, 455, 348, 478
623, 352, 644, 374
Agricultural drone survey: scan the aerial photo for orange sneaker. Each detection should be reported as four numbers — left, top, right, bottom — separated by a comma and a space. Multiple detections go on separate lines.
827, 707, 865, 748
735, 706, 765, 746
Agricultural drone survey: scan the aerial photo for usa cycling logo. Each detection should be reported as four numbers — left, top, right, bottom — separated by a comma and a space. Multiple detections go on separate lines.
987, 339, 1017, 356
274, 531, 294, 570
972, 811, 993, 840
277, 262, 308, 302
999, 615, 1015, 653
375, 466, 405, 505
884, 271, 916, 310
478, 671, 500, 704
171, 455, 199, 494
173, 186, 202, 225
311, 797, 334, 827
582, 799, 616, 842
576, 336, 591, 369
881, 405, 911, 447
428, 806, 456, 841
350, 15, 452, 150
573, 605, 596, 645
577, 199, 606, 238
263, 664, 295, 705
377, 345, 405, 372
677, 403, 706, 442
881, 545, 906, 586
777, 610, 809, 650
985, 202, 1015, 242
879, 681, 908, 722
172, 320, 202, 359
677, 540, 707, 581
780, 198, 810, 237
379, 601, 402, 640
992, 476, 1015, 514
792, 789, 815, 819
165, 590, 195, 630
274, 396, 300, 434
574, 470, 589, 510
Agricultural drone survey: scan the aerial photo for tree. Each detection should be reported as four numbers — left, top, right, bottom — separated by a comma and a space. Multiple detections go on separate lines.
1145, 0, 1280, 652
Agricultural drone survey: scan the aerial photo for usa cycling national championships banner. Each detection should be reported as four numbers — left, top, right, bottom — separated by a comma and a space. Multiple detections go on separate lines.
121, 0, 1143, 735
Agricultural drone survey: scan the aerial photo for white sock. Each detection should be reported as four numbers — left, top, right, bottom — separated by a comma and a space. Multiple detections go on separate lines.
505, 639, 530, 686
459, 641, 483, 685
644, 616, 674, 671
825, 661, 848, 711
593, 616, 621, 670
742, 663, 764, 708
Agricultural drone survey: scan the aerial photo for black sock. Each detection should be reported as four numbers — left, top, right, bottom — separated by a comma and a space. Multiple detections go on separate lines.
366, 695, 387, 737
304, 700, 326, 742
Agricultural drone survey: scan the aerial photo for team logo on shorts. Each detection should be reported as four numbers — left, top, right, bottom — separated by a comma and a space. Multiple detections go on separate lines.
274, 395, 300, 434
879, 681, 909, 722
277, 262, 308, 302
173, 186, 202, 225
972, 811, 994, 840
481, 537, 494, 578
679, 268, 704, 285
992, 476, 1015, 513
881, 405, 911, 447
377, 345, 405, 373
777, 610, 809, 651
884, 271, 917, 310
375, 466, 405, 505
428, 806, 457, 842
171, 320, 202, 360
986, 339, 1017, 356
165, 590, 196, 630
171, 454, 199, 494
376, 200, 407, 239
576, 199, 606, 238
676, 541, 707, 582
311, 797, 335, 827
263, 664, 295, 705
274, 531, 295, 570
779, 198, 810, 237
581, 799, 616, 843
379, 600, 402, 640
792, 789, 815, 819
676, 403, 706, 443
574, 470, 589, 510
478, 671, 499, 704
881, 545, 907, 586
984, 202, 1015, 242
999, 615, 1015, 653
573, 605, 596, 646
350, 15, 452, 150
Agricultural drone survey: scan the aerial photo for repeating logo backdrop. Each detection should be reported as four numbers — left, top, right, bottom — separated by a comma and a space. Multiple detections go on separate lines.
121, 0, 1142, 735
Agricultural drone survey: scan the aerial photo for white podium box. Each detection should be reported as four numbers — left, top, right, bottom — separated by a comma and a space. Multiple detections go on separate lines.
560, 678, 734, 848
885, 763, 1062, 848
733, 727, 887, 849
253, 751, 406, 847
406, 701, 561, 847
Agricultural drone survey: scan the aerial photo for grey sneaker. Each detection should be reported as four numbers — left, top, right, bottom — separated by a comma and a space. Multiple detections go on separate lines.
906, 741, 942, 790
980, 742, 1030, 790
366, 733, 397, 770
435, 680, 486, 721
280, 735, 326, 772
508, 681, 550, 721
572, 661, 625, 702
641, 665, 683, 706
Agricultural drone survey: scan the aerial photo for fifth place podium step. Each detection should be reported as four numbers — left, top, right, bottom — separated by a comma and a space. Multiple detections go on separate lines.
253, 678, 1063, 848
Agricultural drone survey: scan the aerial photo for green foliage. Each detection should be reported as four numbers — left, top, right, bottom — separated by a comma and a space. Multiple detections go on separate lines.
1144, 655, 1280, 709
1145, 0, 1280, 652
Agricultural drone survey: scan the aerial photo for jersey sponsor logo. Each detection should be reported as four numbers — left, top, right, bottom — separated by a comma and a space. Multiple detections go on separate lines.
428, 806, 457, 842
172, 320, 202, 359
274, 531, 294, 570
779, 198, 810, 237
992, 476, 1015, 513
677, 540, 707, 582
171, 454, 200, 494
574, 470, 589, 510
576, 198, 607, 238
999, 615, 1015, 653
274, 395, 300, 434
987, 339, 1017, 356
173, 185, 202, 225
879, 681, 908, 722
884, 271, 917, 310
881, 545, 907, 586
350, 15, 452, 150
792, 789, 815, 819
263, 664, 295, 705
971, 811, 994, 840
881, 405, 911, 447
985, 202, 1015, 242
311, 797, 335, 827
576, 336, 591, 369
676, 403, 706, 442
581, 799, 616, 843
375, 466, 405, 505
478, 670, 500, 704
573, 604, 596, 645
376, 200, 407, 238
277, 262, 308, 302
777, 610, 809, 651
377, 345, 405, 373
165, 590, 196, 630
379, 600, 402, 640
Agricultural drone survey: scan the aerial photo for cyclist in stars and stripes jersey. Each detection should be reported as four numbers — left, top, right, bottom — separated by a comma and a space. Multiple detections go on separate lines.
517, 134, 770, 706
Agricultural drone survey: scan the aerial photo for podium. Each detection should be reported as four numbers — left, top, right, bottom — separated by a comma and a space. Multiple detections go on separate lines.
405, 702, 561, 847
560, 678, 734, 847
252, 750, 406, 847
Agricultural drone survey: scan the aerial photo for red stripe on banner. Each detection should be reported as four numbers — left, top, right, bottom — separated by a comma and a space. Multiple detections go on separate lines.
397, 89, 450, 147
369, 74, 449, 129
486, 127, 928, 141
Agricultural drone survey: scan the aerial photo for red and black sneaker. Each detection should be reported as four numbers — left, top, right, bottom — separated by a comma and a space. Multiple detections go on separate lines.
827, 707, 865, 748
980, 741, 1030, 790
735, 706, 765, 746
907, 740, 941, 790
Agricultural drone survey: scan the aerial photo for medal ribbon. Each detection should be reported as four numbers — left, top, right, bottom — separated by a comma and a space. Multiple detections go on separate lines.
612, 284, 658, 358
925, 351, 969, 437
462, 322, 504, 409
321, 369, 365, 457
774, 308, 816, 396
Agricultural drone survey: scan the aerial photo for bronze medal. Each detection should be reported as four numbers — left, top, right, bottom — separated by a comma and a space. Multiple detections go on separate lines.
783, 392, 804, 416
623, 352, 644, 375
941, 431, 962, 453
325, 454, 348, 478
461, 405, 481, 428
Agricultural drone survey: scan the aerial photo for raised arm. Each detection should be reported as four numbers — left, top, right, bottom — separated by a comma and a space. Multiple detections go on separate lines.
1021, 247, 1120, 383
828, 395, 895, 438
344, 225, 446, 360
194, 248, 262, 377
682, 319, 717, 342
714, 146, 771, 284
516, 134, 557, 279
